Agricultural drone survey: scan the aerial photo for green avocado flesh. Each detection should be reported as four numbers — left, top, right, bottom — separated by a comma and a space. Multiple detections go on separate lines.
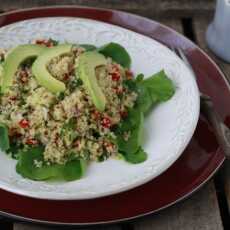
1, 44, 46, 93
32, 44, 72, 93
78, 51, 107, 112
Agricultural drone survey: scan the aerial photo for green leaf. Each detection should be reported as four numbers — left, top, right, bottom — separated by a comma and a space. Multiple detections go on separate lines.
117, 109, 144, 154
62, 159, 87, 181
98, 42, 131, 68
136, 70, 175, 114
136, 84, 154, 114
123, 79, 137, 92
80, 44, 97, 51
6, 141, 23, 159
123, 147, 147, 164
142, 70, 175, 102
16, 146, 87, 181
0, 123, 9, 151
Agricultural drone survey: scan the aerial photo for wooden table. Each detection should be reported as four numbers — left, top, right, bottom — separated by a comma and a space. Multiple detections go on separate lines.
1, 1, 230, 229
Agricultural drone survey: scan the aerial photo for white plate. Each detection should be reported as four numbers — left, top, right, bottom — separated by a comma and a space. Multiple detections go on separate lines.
0, 17, 200, 200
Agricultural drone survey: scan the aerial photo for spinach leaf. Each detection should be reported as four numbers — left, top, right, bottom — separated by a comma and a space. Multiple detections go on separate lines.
62, 159, 87, 181
136, 84, 155, 114
98, 42, 131, 68
117, 109, 144, 154
16, 146, 86, 181
123, 147, 147, 164
80, 44, 97, 51
0, 123, 9, 151
117, 70, 175, 164
141, 70, 175, 102
136, 70, 175, 114
6, 141, 23, 159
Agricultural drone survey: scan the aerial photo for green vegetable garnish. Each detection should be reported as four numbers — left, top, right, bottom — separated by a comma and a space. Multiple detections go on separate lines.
16, 146, 87, 181
117, 108, 144, 154
123, 147, 147, 164
98, 42, 131, 68
0, 123, 9, 151
117, 70, 175, 163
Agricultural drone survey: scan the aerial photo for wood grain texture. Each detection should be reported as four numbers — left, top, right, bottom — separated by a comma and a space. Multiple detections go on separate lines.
14, 222, 121, 230
0, 0, 215, 18
160, 0, 215, 17
158, 18, 183, 34
194, 15, 230, 217
134, 182, 223, 230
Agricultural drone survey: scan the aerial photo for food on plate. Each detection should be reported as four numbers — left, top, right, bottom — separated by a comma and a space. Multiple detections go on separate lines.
0, 39, 175, 181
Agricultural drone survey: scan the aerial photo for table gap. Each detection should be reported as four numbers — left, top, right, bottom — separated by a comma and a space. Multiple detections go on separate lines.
181, 17, 197, 43
0, 218, 13, 230
121, 223, 134, 230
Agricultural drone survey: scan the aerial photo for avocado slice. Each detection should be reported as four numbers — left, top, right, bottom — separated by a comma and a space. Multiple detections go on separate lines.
77, 51, 107, 112
1, 44, 46, 93
32, 44, 72, 93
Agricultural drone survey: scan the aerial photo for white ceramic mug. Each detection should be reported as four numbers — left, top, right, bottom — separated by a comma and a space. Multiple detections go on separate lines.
206, 0, 230, 62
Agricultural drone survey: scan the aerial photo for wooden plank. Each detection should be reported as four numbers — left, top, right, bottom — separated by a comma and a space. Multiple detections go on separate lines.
158, 18, 183, 34
160, 0, 215, 17
0, 0, 214, 18
194, 16, 230, 216
134, 181, 223, 230
14, 222, 121, 230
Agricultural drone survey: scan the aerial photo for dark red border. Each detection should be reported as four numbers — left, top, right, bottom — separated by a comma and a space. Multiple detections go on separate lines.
0, 6, 228, 226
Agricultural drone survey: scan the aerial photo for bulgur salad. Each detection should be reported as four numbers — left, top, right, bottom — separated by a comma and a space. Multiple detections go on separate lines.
0, 39, 175, 181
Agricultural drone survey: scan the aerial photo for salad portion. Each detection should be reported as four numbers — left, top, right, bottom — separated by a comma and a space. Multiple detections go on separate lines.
0, 39, 175, 181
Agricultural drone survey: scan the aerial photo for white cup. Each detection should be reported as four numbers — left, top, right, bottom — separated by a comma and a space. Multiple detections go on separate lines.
206, 0, 230, 62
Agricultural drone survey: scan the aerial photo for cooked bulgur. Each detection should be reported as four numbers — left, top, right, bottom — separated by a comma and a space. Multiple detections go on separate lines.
0, 40, 137, 166
0, 39, 175, 181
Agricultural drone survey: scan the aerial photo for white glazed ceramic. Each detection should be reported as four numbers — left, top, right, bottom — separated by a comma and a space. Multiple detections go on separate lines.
0, 17, 200, 200
206, 0, 230, 62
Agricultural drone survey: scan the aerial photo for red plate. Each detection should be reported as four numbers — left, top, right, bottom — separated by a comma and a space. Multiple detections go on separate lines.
0, 6, 228, 226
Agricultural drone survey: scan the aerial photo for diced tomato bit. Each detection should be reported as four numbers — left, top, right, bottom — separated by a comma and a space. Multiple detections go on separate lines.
101, 117, 112, 128
103, 141, 113, 148
35, 39, 53, 47
91, 110, 101, 120
111, 72, 121, 81
125, 69, 133, 79
63, 73, 70, 81
26, 138, 38, 145
14, 133, 22, 138
120, 110, 128, 118
19, 119, 29, 128
9, 96, 17, 101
